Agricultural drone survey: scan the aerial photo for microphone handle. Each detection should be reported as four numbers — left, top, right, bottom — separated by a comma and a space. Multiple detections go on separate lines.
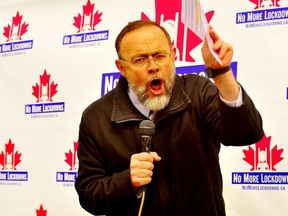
141, 135, 152, 152
138, 135, 152, 195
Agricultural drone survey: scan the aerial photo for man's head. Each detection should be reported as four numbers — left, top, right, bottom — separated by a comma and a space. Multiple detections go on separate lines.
115, 20, 177, 111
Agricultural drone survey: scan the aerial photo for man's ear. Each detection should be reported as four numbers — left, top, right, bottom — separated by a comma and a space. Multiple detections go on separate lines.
171, 46, 177, 60
115, 59, 126, 77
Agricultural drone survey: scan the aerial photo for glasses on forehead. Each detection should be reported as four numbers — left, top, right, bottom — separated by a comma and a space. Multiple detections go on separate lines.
120, 52, 172, 68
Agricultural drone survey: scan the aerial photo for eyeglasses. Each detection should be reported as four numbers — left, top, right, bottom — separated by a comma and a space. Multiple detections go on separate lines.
120, 52, 171, 68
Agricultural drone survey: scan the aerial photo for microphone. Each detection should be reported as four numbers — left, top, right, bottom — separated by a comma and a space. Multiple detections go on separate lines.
139, 120, 155, 152
138, 120, 155, 195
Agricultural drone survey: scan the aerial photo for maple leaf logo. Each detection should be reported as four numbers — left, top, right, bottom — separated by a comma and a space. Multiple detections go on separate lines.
141, 0, 214, 62
0, 139, 22, 170
73, 0, 102, 32
3, 11, 29, 42
32, 70, 58, 103
243, 134, 284, 171
65, 141, 79, 170
36, 204, 47, 216
249, 0, 281, 9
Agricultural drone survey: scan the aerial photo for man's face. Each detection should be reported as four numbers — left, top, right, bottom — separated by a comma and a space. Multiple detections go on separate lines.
116, 25, 176, 111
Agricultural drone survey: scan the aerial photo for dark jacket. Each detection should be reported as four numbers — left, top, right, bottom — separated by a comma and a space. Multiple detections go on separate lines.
75, 74, 263, 216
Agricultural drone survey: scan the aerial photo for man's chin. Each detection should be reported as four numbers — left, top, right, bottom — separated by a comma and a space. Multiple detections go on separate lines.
144, 95, 170, 111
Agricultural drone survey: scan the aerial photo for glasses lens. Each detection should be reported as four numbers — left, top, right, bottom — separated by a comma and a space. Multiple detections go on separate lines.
123, 52, 171, 68
154, 53, 169, 64
133, 57, 147, 66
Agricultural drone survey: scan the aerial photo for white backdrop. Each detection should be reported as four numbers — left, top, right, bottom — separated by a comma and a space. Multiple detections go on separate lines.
0, 0, 288, 215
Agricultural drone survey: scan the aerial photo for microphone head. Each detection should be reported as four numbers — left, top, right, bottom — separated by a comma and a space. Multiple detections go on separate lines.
139, 120, 155, 136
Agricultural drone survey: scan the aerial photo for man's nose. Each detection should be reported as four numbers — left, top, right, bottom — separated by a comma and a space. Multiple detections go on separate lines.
147, 57, 159, 73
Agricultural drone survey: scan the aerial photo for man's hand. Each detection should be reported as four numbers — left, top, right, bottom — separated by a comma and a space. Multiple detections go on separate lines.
201, 25, 240, 101
130, 152, 161, 189
201, 25, 233, 69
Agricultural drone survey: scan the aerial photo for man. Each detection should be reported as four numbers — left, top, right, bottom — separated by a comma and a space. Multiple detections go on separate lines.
75, 20, 263, 215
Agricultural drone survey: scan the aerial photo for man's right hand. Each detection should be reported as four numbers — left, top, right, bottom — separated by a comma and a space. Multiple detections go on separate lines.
130, 152, 161, 190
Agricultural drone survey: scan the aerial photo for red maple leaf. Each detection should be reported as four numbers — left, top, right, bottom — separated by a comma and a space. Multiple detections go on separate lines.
249, 0, 281, 9
36, 204, 47, 216
3, 11, 29, 42
243, 134, 284, 171
32, 70, 58, 102
7, 139, 21, 170
73, 0, 102, 32
0, 139, 22, 170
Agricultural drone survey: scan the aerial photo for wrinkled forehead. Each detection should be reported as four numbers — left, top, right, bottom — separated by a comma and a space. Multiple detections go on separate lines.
120, 25, 171, 56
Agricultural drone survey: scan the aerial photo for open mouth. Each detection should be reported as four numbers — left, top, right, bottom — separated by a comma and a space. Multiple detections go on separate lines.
149, 79, 164, 95
150, 79, 162, 90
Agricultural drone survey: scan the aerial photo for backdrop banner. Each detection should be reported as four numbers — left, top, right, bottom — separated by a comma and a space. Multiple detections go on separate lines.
0, 0, 287, 215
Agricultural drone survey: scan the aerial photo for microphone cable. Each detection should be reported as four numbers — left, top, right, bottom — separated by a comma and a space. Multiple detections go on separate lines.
138, 190, 146, 216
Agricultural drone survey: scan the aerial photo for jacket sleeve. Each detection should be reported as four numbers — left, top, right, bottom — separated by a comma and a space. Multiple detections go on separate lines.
213, 85, 264, 146
74, 116, 139, 215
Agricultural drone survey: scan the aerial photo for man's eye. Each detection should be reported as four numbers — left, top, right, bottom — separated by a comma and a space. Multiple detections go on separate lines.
154, 54, 166, 60
133, 57, 146, 65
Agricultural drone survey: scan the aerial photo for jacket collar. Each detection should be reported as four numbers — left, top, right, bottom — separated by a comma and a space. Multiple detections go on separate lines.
111, 75, 191, 123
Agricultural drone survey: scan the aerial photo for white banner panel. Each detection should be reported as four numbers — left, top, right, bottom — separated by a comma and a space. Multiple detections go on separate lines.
0, 0, 287, 215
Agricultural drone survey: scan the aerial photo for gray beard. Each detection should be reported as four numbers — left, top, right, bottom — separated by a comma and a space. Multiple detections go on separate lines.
129, 72, 175, 111
141, 92, 171, 111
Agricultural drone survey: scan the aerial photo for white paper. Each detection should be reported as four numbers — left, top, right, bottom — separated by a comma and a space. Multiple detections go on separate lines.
181, 0, 222, 65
